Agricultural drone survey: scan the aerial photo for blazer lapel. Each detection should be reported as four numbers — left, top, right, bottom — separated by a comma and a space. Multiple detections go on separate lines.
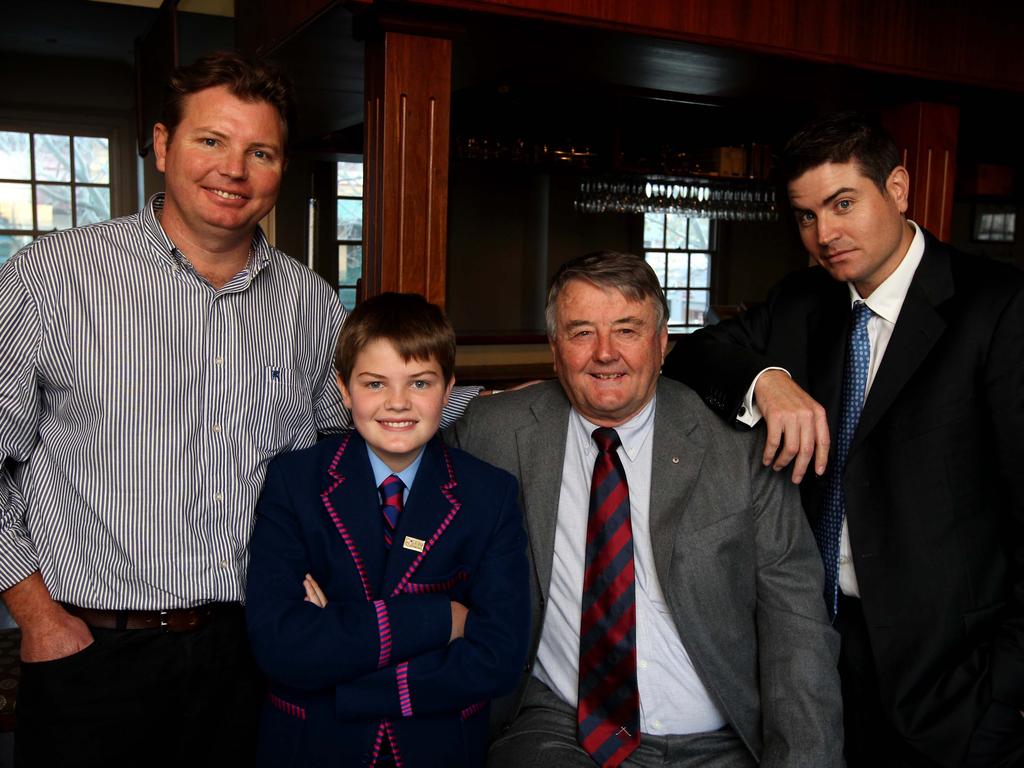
649, 380, 707, 590
851, 243, 953, 456
516, 386, 571, 601
321, 431, 388, 600
382, 437, 463, 597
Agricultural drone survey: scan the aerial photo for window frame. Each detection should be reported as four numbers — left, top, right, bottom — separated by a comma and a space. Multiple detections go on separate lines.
335, 159, 364, 310
1, 110, 135, 266
641, 212, 717, 333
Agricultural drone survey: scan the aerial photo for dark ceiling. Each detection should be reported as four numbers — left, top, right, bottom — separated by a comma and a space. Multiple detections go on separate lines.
271, 4, 1005, 171
5, 0, 1022, 174
3, 0, 232, 68
3, 0, 156, 64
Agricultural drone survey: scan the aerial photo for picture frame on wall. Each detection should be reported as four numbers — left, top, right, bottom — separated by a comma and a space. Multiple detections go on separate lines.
972, 202, 1016, 243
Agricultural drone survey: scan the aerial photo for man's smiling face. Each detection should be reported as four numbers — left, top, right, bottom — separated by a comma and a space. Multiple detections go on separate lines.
549, 279, 668, 427
153, 84, 285, 244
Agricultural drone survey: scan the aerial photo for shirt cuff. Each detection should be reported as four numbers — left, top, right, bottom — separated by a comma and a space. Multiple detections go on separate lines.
737, 367, 790, 426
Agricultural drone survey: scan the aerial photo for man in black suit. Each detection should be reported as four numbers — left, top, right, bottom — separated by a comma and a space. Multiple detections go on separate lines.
662, 111, 1024, 768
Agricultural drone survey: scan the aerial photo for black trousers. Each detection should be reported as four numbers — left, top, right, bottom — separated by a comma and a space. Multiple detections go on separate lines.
837, 594, 1024, 768
15, 605, 262, 768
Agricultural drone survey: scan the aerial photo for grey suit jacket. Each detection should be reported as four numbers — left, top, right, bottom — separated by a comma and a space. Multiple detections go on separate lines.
450, 377, 843, 767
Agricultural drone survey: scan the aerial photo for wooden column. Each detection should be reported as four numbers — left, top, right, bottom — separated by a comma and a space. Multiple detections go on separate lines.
882, 103, 959, 242
363, 26, 452, 306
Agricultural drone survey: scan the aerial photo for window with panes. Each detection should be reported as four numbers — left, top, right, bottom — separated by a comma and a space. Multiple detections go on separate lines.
336, 161, 363, 309
642, 212, 715, 332
1, 130, 111, 267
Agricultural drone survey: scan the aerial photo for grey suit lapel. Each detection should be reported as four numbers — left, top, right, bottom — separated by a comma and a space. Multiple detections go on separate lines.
516, 385, 571, 600
649, 380, 708, 590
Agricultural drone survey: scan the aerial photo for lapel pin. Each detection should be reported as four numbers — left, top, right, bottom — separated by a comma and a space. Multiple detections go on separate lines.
671, 456, 680, 464
403, 536, 426, 553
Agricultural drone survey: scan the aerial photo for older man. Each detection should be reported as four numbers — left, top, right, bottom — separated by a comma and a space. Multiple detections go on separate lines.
0, 52, 476, 766
450, 251, 842, 768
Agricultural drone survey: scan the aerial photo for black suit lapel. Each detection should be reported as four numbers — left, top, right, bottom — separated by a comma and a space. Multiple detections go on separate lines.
850, 242, 954, 456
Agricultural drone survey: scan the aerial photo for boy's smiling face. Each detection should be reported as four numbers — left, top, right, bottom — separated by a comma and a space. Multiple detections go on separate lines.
337, 338, 454, 472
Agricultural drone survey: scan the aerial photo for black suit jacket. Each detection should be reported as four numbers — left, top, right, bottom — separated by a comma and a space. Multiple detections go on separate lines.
662, 229, 1024, 765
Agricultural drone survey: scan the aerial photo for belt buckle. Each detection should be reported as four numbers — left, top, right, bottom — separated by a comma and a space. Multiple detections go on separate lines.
159, 610, 171, 630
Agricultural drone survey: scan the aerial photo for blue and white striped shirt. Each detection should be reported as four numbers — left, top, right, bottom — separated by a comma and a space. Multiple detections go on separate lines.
0, 195, 478, 609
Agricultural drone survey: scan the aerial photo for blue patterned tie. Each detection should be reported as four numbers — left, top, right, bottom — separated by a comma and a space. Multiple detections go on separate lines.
379, 475, 404, 549
815, 301, 873, 619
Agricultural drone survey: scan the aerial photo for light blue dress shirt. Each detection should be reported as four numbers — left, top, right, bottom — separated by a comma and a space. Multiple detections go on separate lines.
533, 396, 726, 735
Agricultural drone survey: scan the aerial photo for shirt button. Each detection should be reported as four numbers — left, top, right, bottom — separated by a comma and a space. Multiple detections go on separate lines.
738, 405, 747, 416
214, 356, 224, 366
212, 423, 222, 433
213, 492, 224, 502
638, 659, 649, 670
839, 555, 849, 565
219, 559, 229, 569
653, 719, 662, 729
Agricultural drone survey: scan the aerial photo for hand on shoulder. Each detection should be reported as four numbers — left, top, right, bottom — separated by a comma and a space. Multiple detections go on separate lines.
754, 370, 830, 484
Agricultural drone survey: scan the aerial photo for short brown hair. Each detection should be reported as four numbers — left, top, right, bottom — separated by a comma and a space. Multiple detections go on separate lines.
160, 50, 297, 148
334, 293, 456, 385
545, 251, 668, 337
781, 111, 901, 193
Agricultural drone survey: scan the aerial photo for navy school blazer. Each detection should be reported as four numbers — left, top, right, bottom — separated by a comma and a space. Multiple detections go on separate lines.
245, 431, 530, 768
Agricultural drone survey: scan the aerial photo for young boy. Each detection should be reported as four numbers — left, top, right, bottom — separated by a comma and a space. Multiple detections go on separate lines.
245, 292, 530, 768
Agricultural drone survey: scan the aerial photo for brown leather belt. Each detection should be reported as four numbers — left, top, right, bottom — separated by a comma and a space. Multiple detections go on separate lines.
63, 602, 237, 633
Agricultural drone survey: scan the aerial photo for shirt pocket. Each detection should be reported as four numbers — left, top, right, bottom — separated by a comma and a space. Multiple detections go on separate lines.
251, 365, 315, 457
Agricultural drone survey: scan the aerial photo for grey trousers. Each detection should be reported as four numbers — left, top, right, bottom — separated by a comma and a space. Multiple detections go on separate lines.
488, 679, 757, 768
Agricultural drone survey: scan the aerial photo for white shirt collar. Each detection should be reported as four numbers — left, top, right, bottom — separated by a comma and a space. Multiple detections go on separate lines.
847, 220, 925, 324
572, 395, 656, 463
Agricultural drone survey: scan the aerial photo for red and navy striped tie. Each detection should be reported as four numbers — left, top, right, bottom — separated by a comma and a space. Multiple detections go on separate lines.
577, 427, 639, 768
379, 474, 404, 549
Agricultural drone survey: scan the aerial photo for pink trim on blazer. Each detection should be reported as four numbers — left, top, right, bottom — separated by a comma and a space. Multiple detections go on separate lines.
373, 599, 393, 669
267, 692, 306, 720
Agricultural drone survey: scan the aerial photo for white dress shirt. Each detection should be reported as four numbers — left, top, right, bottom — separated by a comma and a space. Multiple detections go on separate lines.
533, 396, 726, 735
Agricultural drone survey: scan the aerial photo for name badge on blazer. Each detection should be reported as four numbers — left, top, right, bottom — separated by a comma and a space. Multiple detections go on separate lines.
403, 536, 426, 553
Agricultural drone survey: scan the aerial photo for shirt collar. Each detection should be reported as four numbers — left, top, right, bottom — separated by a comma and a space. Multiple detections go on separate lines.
366, 442, 425, 492
140, 192, 273, 275
572, 394, 657, 463
847, 219, 925, 324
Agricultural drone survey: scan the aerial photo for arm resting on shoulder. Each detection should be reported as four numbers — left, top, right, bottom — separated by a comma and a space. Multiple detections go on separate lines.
663, 295, 829, 483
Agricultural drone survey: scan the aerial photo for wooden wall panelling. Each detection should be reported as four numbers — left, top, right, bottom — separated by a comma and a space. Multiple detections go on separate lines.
236, 0, 337, 56
793, 0, 841, 58
882, 102, 959, 243
400, 0, 1024, 91
363, 28, 452, 305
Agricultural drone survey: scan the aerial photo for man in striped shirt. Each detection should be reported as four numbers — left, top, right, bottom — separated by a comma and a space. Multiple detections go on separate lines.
0, 52, 476, 766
